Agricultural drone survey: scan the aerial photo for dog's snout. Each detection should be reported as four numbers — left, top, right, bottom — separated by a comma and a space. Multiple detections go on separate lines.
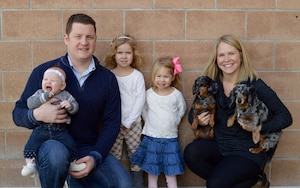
236, 98, 242, 104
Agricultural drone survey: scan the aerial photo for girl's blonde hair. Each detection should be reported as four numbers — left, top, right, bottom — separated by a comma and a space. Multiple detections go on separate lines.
151, 56, 181, 90
102, 34, 143, 70
202, 34, 258, 83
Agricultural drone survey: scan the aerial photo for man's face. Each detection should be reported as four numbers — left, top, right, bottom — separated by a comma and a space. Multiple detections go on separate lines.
64, 22, 97, 64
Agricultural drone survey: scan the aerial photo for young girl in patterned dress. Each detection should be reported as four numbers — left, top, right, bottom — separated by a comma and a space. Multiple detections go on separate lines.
131, 56, 186, 188
103, 34, 146, 188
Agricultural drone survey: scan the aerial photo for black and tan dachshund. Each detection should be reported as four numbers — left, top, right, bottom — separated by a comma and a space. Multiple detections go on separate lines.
227, 83, 281, 153
191, 76, 218, 139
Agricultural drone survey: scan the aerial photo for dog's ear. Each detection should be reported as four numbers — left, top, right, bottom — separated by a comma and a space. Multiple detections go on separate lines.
247, 85, 256, 104
208, 80, 219, 95
229, 86, 237, 107
192, 78, 199, 95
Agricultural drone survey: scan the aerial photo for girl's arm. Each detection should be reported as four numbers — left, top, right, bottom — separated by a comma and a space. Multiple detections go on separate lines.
122, 73, 146, 128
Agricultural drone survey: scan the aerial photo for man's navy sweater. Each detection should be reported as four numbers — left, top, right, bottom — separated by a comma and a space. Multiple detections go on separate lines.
12, 54, 121, 165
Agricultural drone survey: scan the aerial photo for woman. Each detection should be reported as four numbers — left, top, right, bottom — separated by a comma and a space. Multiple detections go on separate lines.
183, 34, 292, 188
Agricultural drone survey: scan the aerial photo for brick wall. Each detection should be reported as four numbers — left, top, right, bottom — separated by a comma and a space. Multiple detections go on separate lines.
0, 0, 299, 187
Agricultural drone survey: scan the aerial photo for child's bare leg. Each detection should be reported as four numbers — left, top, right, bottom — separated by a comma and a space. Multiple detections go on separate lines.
166, 175, 178, 188
148, 173, 158, 188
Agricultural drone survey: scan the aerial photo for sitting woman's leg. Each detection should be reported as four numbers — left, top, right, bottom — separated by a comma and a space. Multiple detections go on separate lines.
206, 155, 261, 188
183, 139, 222, 179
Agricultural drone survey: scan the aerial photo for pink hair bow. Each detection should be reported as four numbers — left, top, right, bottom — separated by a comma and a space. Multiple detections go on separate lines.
172, 56, 182, 75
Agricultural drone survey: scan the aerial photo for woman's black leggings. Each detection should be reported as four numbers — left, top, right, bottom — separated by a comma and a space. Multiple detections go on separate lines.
183, 139, 261, 188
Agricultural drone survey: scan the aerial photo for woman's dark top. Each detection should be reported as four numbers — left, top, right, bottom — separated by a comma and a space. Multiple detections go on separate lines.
189, 78, 292, 170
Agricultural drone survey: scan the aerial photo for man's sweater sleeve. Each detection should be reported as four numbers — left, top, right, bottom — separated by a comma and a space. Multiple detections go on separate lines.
12, 67, 44, 129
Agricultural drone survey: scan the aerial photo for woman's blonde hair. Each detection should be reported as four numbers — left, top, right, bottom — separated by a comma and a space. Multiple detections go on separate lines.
150, 56, 181, 90
202, 34, 258, 83
102, 34, 143, 70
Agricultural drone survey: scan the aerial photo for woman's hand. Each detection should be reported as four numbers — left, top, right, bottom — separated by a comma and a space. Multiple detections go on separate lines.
69, 156, 94, 179
33, 98, 68, 124
197, 112, 211, 126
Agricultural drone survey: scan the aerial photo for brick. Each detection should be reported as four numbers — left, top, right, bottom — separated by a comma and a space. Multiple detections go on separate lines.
284, 102, 299, 129
186, 11, 246, 40
244, 42, 274, 70
33, 42, 68, 68
136, 41, 154, 70
155, 41, 213, 71
0, 132, 4, 159
182, 127, 196, 147
259, 72, 300, 100
183, 72, 202, 100
96, 41, 113, 64
32, 0, 91, 8
125, 11, 185, 39
217, 0, 275, 8
6, 131, 30, 159
0, 76, 2, 101
0, 160, 36, 187
156, 0, 214, 8
0, 42, 31, 71
276, 42, 300, 70
141, 71, 152, 89
0, 0, 29, 8
248, 12, 300, 40
2, 11, 62, 40
179, 111, 191, 130
278, 0, 300, 9
0, 102, 17, 130
4, 72, 30, 101
275, 130, 300, 158
93, 0, 152, 8
63, 10, 123, 40
271, 160, 300, 185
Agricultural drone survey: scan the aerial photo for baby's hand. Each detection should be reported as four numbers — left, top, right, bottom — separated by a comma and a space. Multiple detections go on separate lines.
48, 92, 54, 98
61, 100, 71, 110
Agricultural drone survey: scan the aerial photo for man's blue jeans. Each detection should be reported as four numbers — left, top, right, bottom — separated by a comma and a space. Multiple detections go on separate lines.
37, 140, 132, 188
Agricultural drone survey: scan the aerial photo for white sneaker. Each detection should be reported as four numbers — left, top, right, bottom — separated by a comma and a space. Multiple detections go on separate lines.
21, 162, 36, 177
69, 160, 86, 172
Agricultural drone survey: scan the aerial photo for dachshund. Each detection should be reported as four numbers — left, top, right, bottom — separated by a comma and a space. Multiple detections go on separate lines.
227, 83, 281, 153
191, 76, 218, 139
249, 131, 282, 154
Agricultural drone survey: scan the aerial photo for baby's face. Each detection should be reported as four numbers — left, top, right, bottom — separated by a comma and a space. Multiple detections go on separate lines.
42, 71, 65, 95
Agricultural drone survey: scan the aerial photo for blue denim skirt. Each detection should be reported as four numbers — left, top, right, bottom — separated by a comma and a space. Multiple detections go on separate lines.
130, 135, 184, 176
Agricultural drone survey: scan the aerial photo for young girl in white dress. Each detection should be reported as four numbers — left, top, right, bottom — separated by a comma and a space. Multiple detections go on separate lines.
131, 56, 186, 188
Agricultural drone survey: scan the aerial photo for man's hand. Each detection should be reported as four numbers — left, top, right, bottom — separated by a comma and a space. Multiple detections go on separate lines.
69, 156, 95, 179
33, 98, 68, 124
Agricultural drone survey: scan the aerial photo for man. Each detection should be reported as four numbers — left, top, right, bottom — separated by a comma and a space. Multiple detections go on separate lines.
12, 13, 132, 188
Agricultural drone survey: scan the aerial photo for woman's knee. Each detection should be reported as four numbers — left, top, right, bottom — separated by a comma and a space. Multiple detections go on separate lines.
183, 141, 202, 163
